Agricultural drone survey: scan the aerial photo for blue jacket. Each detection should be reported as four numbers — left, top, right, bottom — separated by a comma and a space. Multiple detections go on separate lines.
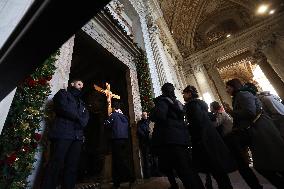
105, 111, 129, 139
49, 88, 89, 140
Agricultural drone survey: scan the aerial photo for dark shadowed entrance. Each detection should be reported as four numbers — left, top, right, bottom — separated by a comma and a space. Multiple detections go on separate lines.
70, 30, 133, 183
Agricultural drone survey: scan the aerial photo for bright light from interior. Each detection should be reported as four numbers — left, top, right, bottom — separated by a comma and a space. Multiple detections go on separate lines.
257, 4, 269, 14
202, 92, 213, 107
269, 9, 275, 15
253, 65, 279, 96
226, 34, 231, 38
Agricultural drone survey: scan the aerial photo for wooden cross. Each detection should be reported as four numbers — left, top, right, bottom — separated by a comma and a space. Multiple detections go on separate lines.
93, 82, 120, 116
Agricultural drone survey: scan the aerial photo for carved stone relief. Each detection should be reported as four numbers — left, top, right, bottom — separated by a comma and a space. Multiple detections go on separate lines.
106, 0, 134, 36
49, 36, 75, 97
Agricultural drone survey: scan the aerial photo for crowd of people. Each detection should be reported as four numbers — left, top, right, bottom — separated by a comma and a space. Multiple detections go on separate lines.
41, 78, 284, 189
147, 79, 284, 189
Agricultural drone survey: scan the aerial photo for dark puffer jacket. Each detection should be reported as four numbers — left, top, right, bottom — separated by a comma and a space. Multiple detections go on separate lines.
185, 99, 236, 173
49, 88, 89, 140
150, 95, 189, 146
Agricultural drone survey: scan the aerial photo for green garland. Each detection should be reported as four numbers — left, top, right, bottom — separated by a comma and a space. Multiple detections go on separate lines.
135, 49, 154, 112
0, 52, 58, 189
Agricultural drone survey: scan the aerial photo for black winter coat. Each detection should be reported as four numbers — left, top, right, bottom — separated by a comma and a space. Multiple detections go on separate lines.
185, 99, 236, 173
232, 90, 284, 171
150, 95, 189, 146
49, 88, 89, 140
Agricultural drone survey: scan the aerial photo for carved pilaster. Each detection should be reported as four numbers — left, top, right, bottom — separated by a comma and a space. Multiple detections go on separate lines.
128, 0, 162, 97
255, 34, 284, 83
49, 36, 75, 97
205, 63, 232, 106
252, 50, 284, 100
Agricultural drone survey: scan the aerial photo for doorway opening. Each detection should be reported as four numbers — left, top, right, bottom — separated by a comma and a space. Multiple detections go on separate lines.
70, 30, 133, 183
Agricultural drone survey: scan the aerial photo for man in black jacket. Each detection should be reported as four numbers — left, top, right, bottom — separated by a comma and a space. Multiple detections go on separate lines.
150, 83, 204, 189
183, 85, 234, 189
42, 79, 89, 189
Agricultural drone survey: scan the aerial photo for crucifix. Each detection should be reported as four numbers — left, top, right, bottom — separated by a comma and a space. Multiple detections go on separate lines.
93, 82, 120, 116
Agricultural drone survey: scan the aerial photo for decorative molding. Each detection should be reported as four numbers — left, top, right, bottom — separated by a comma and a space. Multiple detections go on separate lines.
218, 57, 254, 72
128, 0, 162, 96
217, 47, 249, 63
106, 0, 133, 36
50, 36, 75, 95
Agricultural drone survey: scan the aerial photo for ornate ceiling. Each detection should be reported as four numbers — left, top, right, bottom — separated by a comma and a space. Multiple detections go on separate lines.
218, 57, 256, 83
158, 0, 268, 56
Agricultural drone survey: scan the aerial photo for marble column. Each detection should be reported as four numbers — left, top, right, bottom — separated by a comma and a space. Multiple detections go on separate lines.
258, 34, 284, 83
148, 24, 175, 86
206, 64, 232, 106
191, 64, 220, 105
253, 51, 284, 100
185, 68, 200, 93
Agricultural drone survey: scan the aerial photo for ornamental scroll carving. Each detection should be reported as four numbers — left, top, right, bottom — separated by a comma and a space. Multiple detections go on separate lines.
50, 37, 75, 95
106, 0, 134, 36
